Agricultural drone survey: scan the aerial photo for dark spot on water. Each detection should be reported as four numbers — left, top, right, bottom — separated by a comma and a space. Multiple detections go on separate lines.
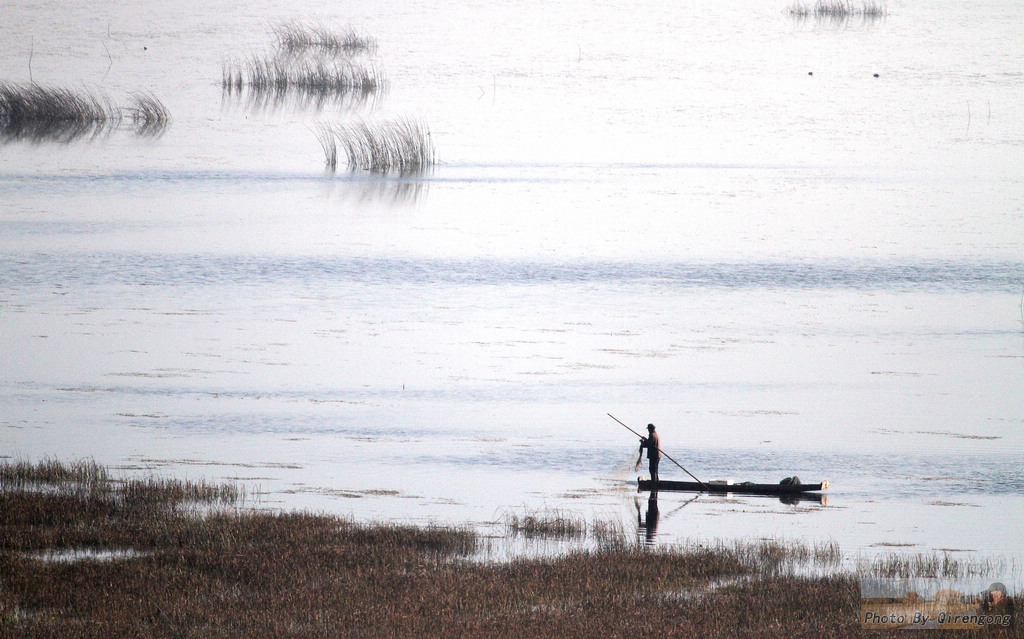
873, 73, 879, 77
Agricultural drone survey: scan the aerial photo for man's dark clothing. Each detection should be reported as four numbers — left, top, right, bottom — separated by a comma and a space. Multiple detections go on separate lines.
640, 431, 661, 484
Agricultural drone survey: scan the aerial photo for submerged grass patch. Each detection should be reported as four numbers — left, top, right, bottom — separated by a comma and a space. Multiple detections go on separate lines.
787, 0, 887, 21
273, 21, 378, 56
2, 459, 1016, 638
0, 82, 170, 143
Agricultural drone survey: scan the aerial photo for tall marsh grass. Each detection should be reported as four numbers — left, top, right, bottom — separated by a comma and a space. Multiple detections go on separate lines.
0, 83, 170, 143
317, 117, 435, 175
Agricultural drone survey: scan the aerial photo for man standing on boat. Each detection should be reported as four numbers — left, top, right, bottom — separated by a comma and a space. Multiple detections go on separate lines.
636, 423, 661, 487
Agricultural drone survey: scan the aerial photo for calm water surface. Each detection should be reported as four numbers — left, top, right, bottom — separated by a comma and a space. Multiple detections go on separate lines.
1, 0, 1023, 564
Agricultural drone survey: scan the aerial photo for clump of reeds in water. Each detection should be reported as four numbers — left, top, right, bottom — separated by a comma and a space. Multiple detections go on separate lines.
0, 457, 108, 493
788, 0, 887, 21
122, 90, 171, 137
0, 82, 170, 143
503, 508, 588, 539
272, 21, 378, 56
316, 122, 339, 171
0, 83, 114, 143
501, 507, 631, 551
222, 56, 384, 111
222, 22, 385, 113
316, 117, 435, 175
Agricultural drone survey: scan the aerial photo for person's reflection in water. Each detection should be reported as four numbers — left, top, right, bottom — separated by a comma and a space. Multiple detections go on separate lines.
636, 494, 660, 545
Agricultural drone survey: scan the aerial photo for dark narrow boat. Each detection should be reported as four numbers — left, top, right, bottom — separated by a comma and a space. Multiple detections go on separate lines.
638, 478, 828, 495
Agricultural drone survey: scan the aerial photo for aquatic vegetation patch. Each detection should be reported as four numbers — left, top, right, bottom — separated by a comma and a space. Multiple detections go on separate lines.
222, 55, 385, 111
222, 22, 384, 113
0, 457, 108, 490
503, 507, 588, 539
0, 83, 170, 143
787, 0, 888, 21
272, 21, 378, 56
317, 117, 436, 175
501, 507, 630, 547
122, 91, 172, 137
316, 123, 340, 171
0, 83, 114, 143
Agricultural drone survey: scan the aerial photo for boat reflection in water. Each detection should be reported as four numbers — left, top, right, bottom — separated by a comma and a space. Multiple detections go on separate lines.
779, 493, 829, 506
633, 480, 829, 545
638, 478, 829, 506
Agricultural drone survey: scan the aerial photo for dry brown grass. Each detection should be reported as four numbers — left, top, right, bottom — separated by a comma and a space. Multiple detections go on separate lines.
1, 459, 1018, 638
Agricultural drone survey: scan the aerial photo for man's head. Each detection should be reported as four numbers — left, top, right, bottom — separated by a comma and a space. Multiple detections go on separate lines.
989, 583, 1007, 604
647, 424, 655, 432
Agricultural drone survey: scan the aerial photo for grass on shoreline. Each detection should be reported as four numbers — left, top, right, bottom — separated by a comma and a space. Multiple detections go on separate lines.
1, 459, 1017, 638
